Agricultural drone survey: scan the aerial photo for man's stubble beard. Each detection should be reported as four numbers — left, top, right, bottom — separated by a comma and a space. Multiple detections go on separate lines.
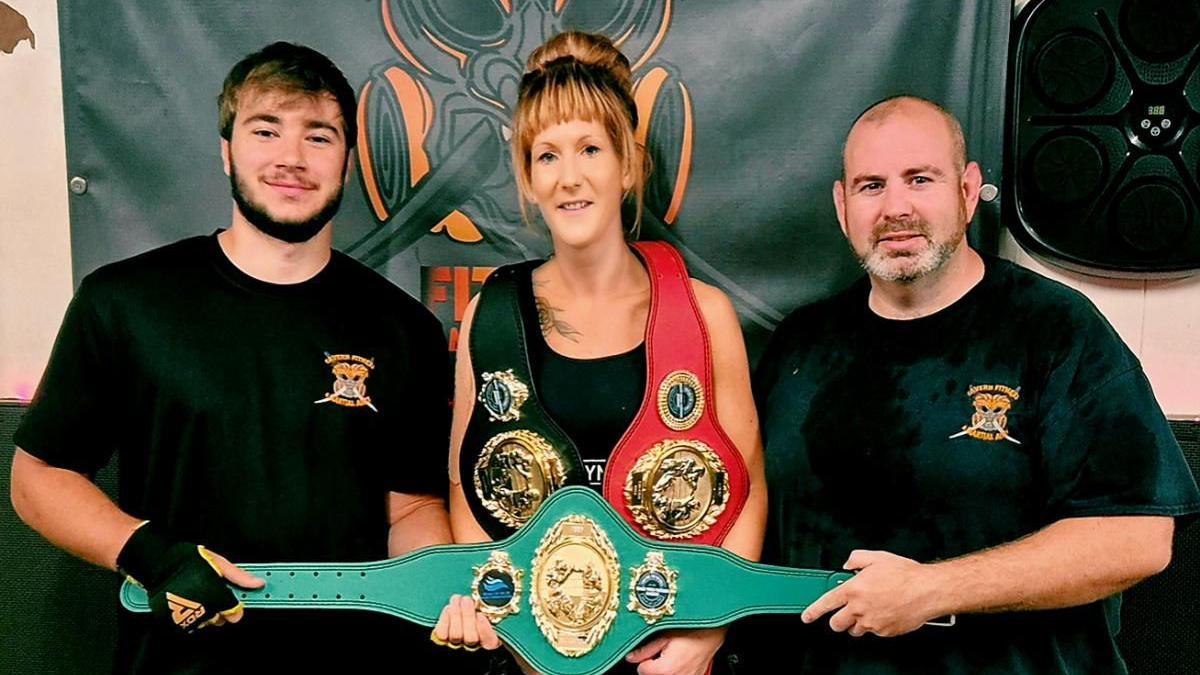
229, 162, 345, 244
857, 205, 968, 284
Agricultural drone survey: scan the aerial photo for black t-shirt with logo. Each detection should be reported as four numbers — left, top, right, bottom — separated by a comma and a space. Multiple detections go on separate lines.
16, 234, 458, 673
747, 256, 1200, 675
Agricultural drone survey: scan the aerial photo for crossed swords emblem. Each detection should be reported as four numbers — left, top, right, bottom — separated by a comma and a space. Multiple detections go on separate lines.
947, 393, 1021, 444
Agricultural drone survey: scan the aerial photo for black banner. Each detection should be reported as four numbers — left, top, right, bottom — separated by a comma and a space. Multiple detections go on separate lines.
58, 0, 1010, 358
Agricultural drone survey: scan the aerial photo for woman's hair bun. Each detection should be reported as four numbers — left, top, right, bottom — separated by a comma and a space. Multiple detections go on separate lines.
524, 30, 632, 92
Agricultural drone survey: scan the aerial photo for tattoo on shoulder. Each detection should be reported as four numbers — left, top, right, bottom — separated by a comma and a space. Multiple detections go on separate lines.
535, 296, 582, 342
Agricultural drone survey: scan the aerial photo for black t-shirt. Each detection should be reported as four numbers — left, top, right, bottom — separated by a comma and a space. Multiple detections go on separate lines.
748, 257, 1200, 675
16, 234, 455, 673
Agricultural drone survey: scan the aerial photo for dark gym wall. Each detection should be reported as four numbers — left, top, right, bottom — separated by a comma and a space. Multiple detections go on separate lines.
0, 402, 119, 673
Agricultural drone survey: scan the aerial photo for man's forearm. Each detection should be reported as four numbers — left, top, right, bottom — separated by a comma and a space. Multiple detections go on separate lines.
10, 448, 141, 571
929, 515, 1174, 616
803, 514, 1177, 637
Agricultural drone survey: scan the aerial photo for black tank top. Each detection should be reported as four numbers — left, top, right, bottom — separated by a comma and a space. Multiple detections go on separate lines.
522, 269, 646, 490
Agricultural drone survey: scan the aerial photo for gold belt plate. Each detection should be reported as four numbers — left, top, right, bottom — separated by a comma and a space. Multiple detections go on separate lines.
474, 430, 568, 529
529, 515, 621, 657
624, 439, 730, 539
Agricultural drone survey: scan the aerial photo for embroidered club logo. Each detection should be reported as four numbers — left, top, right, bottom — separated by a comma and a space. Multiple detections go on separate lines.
166, 592, 205, 629
949, 384, 1021, 444
314, 353, 378, 412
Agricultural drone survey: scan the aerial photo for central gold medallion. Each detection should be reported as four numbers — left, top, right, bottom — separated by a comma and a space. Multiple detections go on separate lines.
529, 515, 621, 657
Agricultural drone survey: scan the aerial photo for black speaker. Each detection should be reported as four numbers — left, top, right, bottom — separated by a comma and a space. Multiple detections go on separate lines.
0, 401, 119, 674
1118, 419, 1200, 675
1006, 0, 1200, 277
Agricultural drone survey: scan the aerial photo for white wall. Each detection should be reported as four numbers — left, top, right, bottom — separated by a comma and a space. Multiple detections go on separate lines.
1, 1, 1197, 416
0, 0, 72, 402
999, 234, 1200, 418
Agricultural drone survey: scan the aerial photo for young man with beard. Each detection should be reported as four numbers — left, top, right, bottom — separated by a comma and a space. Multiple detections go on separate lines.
750, 96, 1199, 673
10, 42, 455, 673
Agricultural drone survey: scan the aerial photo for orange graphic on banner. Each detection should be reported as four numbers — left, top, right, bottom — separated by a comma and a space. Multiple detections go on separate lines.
432, 210, 484, 242
358, 0, 690, 252
381, 0, 432, 76
385, 67, 433, 186
426, 266, 497, 351
634, 66, 693, 225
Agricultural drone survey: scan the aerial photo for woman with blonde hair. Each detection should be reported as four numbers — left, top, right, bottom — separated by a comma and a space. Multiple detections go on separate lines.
432, 30, 766, 675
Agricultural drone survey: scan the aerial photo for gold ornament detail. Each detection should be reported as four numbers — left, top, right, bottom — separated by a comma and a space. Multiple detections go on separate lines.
529, 515, 621, 657
624, 439, 729, 539
477, 369, 530, 422
471, 551, 523, 624
474, 430, 567, 529
627, 551, 678, 624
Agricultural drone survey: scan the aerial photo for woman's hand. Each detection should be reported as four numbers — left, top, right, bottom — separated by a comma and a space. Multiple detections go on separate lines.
430, 594, 503, 652
624, 627, 726, 675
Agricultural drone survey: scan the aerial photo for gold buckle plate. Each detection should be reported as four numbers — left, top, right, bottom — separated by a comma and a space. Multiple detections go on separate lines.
474, 430, 568, 529
529, 515, 621, 656
624, 439, 730, 539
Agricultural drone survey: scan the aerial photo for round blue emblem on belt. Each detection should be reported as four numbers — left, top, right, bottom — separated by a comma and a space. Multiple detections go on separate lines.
657, 370, 704, 431
478, 569, 516, 607
667, 383, 696, 420
634, 571, 670, 610
481, 379, 512, 417
477, 370, 529, 422
628, 551, 677, 623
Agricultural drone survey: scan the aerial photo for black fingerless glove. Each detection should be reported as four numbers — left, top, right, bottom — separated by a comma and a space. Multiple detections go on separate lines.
117, 522, 240, 633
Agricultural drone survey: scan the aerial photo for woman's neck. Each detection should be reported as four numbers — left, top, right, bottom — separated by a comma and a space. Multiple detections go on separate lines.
542, 233, 647, 300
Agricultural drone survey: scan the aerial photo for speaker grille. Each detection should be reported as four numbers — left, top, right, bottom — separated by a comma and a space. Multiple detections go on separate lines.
1006, 0, 1200, 276
0, 402, 119, 674
1119, 0, 1200, 64
1027, 130, 1109, 205
1113, 179, 1191, 253
1033, 31, 1114, 111
1118, 419, 1200, 675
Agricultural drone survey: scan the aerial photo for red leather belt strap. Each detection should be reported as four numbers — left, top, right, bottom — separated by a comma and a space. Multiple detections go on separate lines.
602, 241, 749, 545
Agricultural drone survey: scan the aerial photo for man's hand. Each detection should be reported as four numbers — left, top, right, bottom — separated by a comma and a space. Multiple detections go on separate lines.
192, 550, 265, 627
801, 550, 942, 638
624, 627, 726, 675
117, 523, 264, 633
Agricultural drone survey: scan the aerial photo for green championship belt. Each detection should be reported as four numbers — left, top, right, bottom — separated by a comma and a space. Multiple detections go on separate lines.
121, 487, 848, 674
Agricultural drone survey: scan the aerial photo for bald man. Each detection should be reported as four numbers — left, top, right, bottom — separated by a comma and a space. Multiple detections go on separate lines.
749, 95, 1199, 674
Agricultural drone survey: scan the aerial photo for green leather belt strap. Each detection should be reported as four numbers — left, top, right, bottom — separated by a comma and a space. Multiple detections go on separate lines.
121, 487, 848, 675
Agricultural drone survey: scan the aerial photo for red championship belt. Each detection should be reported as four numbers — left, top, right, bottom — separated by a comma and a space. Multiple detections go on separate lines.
603, 241, 749, 545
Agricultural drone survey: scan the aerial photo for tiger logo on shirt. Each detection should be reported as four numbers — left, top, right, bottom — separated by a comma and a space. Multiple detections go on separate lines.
949, 384, 1021, 444
314, 353, 378, 412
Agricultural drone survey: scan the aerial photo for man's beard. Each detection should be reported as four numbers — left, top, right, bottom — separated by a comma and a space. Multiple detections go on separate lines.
229, 165, 344, 244
856, 217, 966, 284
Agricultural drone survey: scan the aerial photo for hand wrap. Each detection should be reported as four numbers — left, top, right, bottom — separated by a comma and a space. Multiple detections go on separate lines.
117, 522, 240, 633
